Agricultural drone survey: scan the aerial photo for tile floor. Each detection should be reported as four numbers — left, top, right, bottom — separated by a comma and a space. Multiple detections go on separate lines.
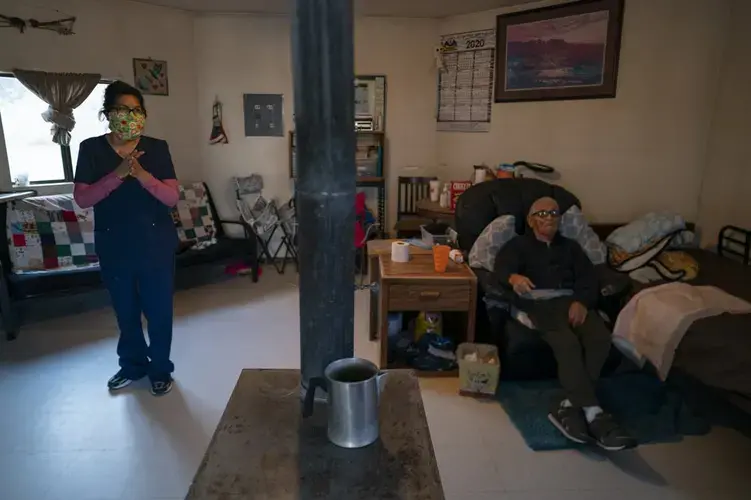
1, 272, 750, 500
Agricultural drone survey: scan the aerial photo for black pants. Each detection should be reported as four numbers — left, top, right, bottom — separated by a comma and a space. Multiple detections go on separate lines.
519, 297, 611, 407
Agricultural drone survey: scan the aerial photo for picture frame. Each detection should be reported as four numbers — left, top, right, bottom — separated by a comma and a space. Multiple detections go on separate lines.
494, 0, 624, 103
132, 58, 169, 96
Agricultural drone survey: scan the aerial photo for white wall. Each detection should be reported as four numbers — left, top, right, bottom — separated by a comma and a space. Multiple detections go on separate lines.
697, 0, 751, 246
437, 0, 732, 224
0, 0, 201, 189
194, 14, 438, 224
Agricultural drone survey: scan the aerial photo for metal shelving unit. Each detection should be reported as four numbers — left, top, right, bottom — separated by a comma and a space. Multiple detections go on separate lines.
288, 130, 387, 235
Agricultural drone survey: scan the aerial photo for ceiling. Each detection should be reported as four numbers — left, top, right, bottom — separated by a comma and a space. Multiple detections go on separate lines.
128, 0, 539, 18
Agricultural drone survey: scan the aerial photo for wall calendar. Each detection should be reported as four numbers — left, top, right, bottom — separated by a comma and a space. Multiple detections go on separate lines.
437, 29, 495, 132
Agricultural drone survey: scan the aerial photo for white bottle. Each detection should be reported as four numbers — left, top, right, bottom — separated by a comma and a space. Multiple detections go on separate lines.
439, 184, 450, 208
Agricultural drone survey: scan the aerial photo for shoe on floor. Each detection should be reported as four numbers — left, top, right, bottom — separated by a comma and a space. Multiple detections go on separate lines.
107, 370, 144, 391
548, 401, 592, 444
150, 376, 174, 397
588, 412, 637, 451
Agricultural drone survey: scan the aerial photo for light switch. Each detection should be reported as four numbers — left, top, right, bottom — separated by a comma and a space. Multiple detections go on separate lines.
243, 94, 284, 137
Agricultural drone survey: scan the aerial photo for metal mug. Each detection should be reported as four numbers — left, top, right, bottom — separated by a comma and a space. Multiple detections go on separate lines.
303, 358, 388, 448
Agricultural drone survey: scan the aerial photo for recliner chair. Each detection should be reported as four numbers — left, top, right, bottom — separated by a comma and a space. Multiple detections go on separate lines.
455, 178, 631, 380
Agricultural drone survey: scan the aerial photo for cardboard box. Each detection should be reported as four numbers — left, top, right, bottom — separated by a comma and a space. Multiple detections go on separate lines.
457, 343, 500, 397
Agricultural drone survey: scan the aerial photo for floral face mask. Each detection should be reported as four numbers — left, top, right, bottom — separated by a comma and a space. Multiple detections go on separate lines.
108, 107, 146, 141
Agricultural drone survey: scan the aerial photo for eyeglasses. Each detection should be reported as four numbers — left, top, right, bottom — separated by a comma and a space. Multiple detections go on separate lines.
109, 106, 146, 117
531, 209, 560, 219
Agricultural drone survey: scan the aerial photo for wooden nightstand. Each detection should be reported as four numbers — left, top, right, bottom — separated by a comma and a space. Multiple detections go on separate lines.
371, 247, 477, 371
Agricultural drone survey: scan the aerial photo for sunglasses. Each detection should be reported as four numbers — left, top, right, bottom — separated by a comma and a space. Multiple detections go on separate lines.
531, 209, 560, 219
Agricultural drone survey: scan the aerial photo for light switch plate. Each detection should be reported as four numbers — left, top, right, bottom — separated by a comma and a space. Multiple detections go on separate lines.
243, 94, 284, 137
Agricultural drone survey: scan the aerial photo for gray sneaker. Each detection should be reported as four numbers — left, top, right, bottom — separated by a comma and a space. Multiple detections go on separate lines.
588, 412, 637, 451
548, 401, 592, 444
107, 370, 143, 391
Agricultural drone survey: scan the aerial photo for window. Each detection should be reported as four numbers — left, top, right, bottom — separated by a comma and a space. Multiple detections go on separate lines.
0, 76, 109, 185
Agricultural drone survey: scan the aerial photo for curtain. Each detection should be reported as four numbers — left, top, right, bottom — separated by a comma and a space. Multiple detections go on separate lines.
12, 69, 102, 146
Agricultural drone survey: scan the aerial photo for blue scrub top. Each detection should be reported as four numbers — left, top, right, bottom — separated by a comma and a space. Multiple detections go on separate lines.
74, 135, 178, 264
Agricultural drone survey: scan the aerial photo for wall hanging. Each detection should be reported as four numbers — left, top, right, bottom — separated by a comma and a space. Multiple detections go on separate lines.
133, 58, 169, 96
209, 99, 228, 145
0, 13, 75, 35
494, 0, 624, 103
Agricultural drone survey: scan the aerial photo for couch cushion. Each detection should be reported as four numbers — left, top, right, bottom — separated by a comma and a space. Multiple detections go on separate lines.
172, 183, 217, 244
8, 264, 103, 299
6, 195, 98, 273
176, 237, 253, 268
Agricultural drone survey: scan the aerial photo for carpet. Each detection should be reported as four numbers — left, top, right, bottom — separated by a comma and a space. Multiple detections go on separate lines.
497, 371, 711, 451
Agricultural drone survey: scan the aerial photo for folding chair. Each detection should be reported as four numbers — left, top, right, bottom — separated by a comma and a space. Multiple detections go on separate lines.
234, 176, 298, 274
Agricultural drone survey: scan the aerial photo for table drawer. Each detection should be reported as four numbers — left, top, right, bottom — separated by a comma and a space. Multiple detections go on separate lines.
388, 284, 470, 311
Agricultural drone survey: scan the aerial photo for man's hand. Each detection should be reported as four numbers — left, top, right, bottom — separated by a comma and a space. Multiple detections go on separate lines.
128, 152, 151, 182
509, 274, 535, 295
568, 301, 588, 327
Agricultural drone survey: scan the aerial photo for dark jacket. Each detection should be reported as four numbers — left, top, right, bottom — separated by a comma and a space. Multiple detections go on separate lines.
74, 135, 178, 265
494, 232, 599, 309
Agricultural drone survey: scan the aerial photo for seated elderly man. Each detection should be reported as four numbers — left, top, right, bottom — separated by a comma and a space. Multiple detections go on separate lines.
494, 196, 636, 451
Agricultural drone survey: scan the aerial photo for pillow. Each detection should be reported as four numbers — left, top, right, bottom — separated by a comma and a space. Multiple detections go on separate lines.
669, 230, 696, 248
608, 234, 673, 272
468, 215, 517, 271
172, 183, 217, 244
606, 212, 686, 254
559, 206, 606, 265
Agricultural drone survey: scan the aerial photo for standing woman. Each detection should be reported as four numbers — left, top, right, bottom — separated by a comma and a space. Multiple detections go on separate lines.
74, 81, 180, 396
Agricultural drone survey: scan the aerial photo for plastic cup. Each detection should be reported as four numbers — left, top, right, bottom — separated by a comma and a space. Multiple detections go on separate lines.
433, 245, 450, 273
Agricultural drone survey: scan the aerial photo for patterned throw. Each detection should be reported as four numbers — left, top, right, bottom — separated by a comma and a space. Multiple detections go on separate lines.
559, 206, 607, 265
468, 215, 517, 271
5, 183, 219, 275
605, 212, 699, 283
6, 195, 98, 273
171, 182, 217, 247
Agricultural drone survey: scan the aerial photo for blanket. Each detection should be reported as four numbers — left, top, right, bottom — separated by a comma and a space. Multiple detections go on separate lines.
613, 283, 751, 380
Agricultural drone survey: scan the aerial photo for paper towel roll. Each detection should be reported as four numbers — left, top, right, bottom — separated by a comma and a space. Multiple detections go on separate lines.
391, 241, 410, 263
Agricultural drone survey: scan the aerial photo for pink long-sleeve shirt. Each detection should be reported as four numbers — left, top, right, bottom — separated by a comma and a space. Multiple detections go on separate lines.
74, 172, 179, 209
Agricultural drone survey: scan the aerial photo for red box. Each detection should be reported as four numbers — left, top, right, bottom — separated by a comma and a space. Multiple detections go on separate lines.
449, 181, 472, 210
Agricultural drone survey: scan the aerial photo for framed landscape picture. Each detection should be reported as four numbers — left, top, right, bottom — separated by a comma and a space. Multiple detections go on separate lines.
494, 0, 624, 103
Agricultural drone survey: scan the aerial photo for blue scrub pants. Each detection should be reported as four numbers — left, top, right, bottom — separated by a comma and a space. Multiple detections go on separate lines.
101, 254, 176, 380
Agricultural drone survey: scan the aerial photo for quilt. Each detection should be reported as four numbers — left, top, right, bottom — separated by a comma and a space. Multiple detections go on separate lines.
7, 195, 98, 273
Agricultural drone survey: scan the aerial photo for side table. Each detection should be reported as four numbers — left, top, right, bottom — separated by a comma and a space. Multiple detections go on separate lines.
365, 239, 431, 341
375, 250, 477, 371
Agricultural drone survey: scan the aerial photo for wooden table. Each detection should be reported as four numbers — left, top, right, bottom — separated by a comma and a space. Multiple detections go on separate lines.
374, 249, 477, 370
366, 239, 431, 341
186, 369, 445, 500
416, 199, 454, 223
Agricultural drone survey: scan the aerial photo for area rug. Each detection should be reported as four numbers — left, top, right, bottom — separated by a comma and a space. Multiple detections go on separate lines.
497, 371, 711, 451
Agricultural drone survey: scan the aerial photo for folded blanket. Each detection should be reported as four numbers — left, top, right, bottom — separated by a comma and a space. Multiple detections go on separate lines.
613, 283, 751, 380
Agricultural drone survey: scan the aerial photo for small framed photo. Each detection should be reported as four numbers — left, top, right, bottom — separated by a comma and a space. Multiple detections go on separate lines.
133, 58, 169, 96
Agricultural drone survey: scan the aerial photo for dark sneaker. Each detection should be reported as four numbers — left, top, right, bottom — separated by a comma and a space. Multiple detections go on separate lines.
107, 370, 142, 391
150, 377, 173, 397
588, 412, 637, 451
548, 401, 592, 444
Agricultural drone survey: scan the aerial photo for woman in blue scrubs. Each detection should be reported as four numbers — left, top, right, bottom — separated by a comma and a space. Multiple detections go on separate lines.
74, 81, 179, 396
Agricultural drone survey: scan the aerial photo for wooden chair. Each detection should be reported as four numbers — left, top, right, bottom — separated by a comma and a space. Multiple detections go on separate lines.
394, 176, 437, 238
